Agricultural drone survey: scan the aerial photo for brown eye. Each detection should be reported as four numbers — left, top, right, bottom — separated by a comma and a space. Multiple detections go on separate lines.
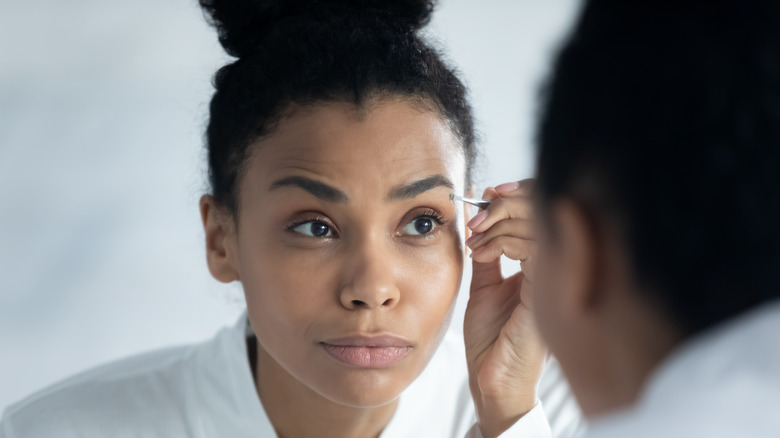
402, 216, 437, 236
291, 220, 333, 237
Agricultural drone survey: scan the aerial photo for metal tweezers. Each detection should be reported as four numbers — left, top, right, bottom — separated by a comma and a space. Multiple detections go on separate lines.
450, 194, 491, 209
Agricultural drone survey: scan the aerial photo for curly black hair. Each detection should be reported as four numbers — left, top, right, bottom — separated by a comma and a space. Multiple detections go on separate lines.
199, 0, 476, 214
536, 0, 780, 335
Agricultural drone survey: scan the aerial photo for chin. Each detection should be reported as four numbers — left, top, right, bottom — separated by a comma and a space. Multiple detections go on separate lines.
310, 368, 413, 408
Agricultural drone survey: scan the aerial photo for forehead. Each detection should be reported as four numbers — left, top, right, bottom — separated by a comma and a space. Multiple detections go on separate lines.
247, 99, 466, 193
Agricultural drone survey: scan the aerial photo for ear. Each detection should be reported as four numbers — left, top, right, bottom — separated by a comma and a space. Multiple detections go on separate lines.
549, 200, 603, 315
200, 194, 240, 283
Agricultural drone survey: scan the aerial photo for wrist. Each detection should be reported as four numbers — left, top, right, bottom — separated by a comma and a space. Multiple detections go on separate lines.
476, 398, 536, 438
470, 375, 536, 438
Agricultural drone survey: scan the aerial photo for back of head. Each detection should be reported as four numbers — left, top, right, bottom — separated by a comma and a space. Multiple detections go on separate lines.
536, 0, 780, 336
200, 0, 475, 214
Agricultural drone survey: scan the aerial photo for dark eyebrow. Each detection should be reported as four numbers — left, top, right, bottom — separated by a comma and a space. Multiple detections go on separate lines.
387, 175, 454, 200
269, 176, 348, 203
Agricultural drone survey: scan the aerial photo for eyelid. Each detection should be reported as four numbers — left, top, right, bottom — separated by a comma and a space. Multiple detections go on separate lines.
286, 213, 339, 237
397, 208, 447, 237
410, 208, 445, 224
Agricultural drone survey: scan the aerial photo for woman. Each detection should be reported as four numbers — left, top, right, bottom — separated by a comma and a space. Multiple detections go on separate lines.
1, 1, 580, 437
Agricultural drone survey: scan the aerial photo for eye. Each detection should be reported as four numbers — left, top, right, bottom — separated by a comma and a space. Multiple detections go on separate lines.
401, 215, 439, 236
290, 220, 334, 238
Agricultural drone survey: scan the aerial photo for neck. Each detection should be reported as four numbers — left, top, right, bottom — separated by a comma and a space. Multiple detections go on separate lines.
252, 339, 398, 438
581, 295, 682, 418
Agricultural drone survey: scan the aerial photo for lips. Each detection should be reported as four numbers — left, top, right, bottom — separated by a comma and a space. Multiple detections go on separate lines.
320, 335, 413, 368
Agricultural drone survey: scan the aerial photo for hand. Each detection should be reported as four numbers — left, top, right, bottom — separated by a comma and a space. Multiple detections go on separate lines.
463, 180, 546, 438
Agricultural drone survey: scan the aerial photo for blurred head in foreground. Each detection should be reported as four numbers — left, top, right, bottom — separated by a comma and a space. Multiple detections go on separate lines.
533, 0, 780, 418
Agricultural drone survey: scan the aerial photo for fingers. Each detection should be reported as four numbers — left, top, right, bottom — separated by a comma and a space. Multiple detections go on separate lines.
466, 180, 536, 263
471, 235, 536, 264
493, 179, 535, 198
471, 257, 504, 292
467, 185, 534, 235
466, 218, 534, 249
520, 257, 535, 284
518, 271, 534, 311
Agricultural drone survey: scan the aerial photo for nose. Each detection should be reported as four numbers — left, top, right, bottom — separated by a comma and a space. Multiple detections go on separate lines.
339, 238, 401, 310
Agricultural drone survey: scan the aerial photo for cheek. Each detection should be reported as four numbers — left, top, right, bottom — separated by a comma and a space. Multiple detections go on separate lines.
244, 261, 330, 319
400, 239, 463, 340
236, 228, 339, 341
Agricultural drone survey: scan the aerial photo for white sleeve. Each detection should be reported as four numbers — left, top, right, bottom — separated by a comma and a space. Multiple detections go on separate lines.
463, 401, 552, 438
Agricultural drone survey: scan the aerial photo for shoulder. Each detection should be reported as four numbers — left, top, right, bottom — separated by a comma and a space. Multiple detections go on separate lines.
588, 302, 780, 438
2, 343, 203, 438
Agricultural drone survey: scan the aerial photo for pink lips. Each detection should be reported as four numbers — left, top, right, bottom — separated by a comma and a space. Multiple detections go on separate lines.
320, 335, 412, 368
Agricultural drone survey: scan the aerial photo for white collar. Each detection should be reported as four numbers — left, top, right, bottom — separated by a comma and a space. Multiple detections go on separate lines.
192, 311, 276, 437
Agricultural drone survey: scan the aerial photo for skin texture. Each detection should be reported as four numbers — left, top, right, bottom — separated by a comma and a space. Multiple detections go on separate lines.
531, 199, 681, 418
202, 99, 468, 438
200, 98, 546, 438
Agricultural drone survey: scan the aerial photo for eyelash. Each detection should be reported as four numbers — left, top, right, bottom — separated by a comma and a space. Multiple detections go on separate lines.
412, 209, 445, 226
286, 215, 338, 237
285, 208, 447, 239
403, 209, 447, 238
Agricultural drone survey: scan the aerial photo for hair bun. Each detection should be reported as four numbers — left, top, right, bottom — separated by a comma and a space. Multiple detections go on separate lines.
365, 0, 436, 31
200, 0, 436, 58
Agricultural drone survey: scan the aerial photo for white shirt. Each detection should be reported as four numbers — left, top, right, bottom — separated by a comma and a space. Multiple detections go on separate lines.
586, 300, 780, 438
1, 313, 583, 438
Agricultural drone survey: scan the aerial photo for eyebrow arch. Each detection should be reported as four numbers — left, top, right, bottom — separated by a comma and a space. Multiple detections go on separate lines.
387, 175, 455, 200
269, 176, 348, 203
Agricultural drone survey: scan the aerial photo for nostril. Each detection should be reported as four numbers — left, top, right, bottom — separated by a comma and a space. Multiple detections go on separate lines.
351, 299, 366, 307
382, 298, 394, 306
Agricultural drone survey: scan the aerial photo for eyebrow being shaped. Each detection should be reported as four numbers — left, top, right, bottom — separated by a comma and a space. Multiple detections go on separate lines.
387, 175, 454, 200
269, 176, 348, 203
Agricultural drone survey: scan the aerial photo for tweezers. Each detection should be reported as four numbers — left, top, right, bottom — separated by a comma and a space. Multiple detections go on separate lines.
450, 194, 491, 209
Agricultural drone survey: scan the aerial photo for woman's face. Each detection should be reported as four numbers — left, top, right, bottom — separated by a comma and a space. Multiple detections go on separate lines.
231, 99, 467, 407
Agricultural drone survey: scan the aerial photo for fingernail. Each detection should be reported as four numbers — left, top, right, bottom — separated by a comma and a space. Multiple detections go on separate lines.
495, 181, 520, 193
466, 232, 485, 247
467, 210, 488, 229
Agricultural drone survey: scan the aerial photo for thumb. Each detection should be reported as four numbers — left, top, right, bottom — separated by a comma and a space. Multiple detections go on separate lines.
471, 256, 503, 292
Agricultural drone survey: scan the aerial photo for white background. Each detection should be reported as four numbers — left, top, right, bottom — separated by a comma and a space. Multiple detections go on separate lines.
0, 0, 580, 410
